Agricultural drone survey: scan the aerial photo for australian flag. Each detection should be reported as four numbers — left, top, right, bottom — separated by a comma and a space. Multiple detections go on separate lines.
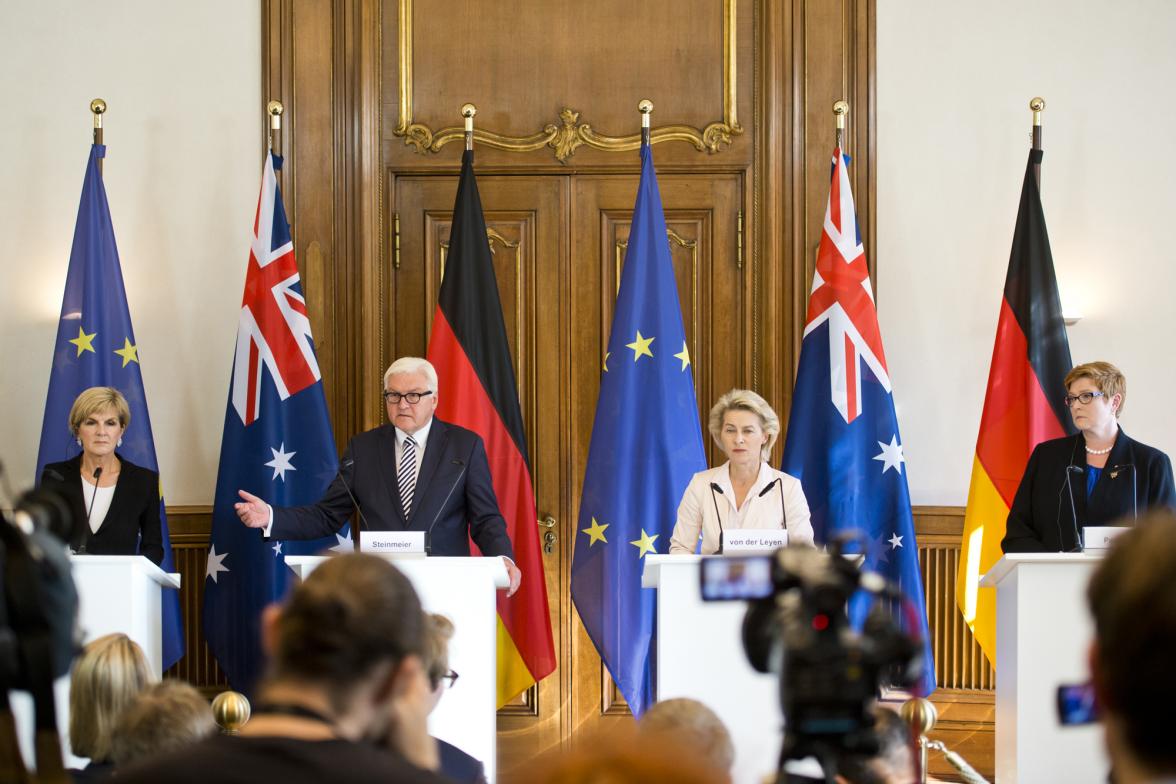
570, 142, 707, 716
36, 144, 184, 670
203, 152, 347, 693
781, 148, 936, 696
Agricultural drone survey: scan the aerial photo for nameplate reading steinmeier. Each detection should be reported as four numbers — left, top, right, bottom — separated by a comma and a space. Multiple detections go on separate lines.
722, 529, 789, 553
360, 531, 425, 554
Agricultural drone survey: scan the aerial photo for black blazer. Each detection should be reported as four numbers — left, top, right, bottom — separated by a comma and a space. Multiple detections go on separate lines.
271, 418, 514, 559
40, 454, 164, 565
436, 737, 486, 784
1002, 429, 1176, 553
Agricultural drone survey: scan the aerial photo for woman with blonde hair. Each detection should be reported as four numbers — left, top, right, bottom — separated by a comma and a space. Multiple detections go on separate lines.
68, 633, 154, 781
40, 386, 164, 563
671, 389, 813, 554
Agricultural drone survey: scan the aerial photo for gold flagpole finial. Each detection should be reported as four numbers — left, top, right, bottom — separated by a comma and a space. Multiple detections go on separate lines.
833, 100, 849, 149
267, 101, 284, 151
462, 103, 476, 151
90, 99, 107, 128
1030, 96, 1045, 127
639, 99, 653, 145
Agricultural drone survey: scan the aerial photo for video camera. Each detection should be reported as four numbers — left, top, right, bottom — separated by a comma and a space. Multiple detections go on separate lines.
1, 461, 83, 781
700, 537, 924, 784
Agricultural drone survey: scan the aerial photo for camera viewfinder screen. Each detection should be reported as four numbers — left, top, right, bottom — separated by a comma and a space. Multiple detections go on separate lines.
699, 555, 773, 601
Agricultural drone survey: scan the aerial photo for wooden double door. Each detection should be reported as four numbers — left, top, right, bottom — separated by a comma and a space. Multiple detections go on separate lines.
392, 169, 745, 776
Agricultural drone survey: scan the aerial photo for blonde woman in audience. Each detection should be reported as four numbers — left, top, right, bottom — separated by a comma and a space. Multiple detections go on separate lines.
68, 633, 154, 782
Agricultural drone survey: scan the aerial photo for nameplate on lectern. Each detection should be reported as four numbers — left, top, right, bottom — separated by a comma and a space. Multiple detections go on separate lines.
360, 531, 425, 554
1082, 526, 1126, 552
722, 529, 788, 553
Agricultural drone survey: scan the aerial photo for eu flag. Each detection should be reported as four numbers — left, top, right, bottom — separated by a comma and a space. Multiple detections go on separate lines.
36, 144, 185, 669
781, 148, 936, 696
202, 152, 346, 693
570, 142, 707, 716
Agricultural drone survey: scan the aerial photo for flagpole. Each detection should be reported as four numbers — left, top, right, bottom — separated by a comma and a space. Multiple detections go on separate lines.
91, 98, 106, 175
462, 103, 476, 151
639, 99, 652, 145
1030, 96, 1045, 188
267, 100, 284, 155
833, 99, 849, 150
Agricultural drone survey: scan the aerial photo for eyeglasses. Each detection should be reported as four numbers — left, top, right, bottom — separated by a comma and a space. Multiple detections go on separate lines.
1064, 391, 1106, 407
432, 669, 459, 690
383, 390, 433, 405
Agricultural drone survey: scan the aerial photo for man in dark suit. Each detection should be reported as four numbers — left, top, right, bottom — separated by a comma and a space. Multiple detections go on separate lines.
235, 357, 521, 595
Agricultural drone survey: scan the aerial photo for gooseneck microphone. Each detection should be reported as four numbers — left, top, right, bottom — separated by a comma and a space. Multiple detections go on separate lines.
1110, 464, 1138, 520
709, 483, 726, 554
1064, 466, 1084, 552
337, 458, 371, 534
758, 478, 788, 530
425, 459, 466, 555
81, 466, 102, 553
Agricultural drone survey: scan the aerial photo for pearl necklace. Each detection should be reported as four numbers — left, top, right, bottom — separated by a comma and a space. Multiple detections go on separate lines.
1085, 444, 1113, 455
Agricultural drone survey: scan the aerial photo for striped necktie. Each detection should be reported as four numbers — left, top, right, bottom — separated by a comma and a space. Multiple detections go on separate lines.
398, 434, 417, 517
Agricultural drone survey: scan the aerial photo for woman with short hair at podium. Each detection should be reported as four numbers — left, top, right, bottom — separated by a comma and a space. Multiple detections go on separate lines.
1002, 361, 1176, 553
40, 386, 163, 565
670, 389, 814, 554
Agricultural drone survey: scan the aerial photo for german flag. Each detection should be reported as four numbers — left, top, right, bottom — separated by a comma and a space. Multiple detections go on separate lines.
957, 148, 1074, 665
426, 150, 556, 704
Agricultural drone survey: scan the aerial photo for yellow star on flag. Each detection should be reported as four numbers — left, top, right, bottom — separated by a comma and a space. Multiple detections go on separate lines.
673, 341, 691, 371
582, 517, 609, 545
69, 326, 97, 357
626, 331, 654, 362
603, 352, 611, 373
113, 337, 140, 367
630, 528, 658, 558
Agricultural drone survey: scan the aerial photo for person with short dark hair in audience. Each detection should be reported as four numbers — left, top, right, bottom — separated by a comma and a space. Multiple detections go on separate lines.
419, 612, 487, 783
68, 633, 154, 782
117, 553, 447, 783
835, 706, 916, 784
639, 697, 734, 781
1086, 512, 1176, 784
110, 680, 216, 768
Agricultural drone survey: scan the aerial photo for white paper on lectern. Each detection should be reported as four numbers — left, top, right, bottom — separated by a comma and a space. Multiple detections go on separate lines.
286, 554, 505, 784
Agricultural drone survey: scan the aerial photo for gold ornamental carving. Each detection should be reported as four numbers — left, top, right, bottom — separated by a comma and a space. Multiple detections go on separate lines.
393, 0, 743, 162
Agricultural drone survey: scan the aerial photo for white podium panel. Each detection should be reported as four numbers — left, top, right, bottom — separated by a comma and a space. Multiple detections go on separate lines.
12, 555, 180, 770
981, 553, 1105, 783
286, 554, 507, 784
643, 555, 782, 784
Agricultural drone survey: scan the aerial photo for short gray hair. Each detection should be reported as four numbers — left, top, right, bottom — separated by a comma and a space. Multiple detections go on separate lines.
383, 357, 438, 391
707, 388, 780, 460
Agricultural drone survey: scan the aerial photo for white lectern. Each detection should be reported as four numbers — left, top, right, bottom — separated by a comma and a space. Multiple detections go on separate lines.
643, 555, 782, 784
286, 555, 506, 784
981, 553, 1106, 783
12, 555, 181, 770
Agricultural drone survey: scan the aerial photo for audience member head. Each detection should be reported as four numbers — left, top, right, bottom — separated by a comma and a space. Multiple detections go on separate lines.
835, 706, 915, 784
260, 553, 427, 741
421, 612, 457, 713
68, 633, 154, 763
639, 697, 734, 777
111, 680, 216, 767
1087, 513, 1176, 782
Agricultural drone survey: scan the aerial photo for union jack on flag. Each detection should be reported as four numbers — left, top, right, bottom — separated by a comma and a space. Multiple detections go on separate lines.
205, 152, 345, 693
231, 153, 321, 426
804, 149, 890, 424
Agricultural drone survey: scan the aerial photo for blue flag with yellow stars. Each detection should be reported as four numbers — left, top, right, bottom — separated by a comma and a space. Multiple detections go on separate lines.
36, 143, 185, 669
570, 141, 707, 716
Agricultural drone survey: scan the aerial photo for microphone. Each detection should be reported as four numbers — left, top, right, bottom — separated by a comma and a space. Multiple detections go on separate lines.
709, 483, 726, 555
1110, 464, 1138, 520
1064, 466, 1084, 552
337, 458, 371, 534
82, 466, 102, 553
758, 477, 788, 530
425, 459, 466, 555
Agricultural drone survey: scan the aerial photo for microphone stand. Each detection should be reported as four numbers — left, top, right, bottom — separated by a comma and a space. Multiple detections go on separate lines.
709, 483, 726, 554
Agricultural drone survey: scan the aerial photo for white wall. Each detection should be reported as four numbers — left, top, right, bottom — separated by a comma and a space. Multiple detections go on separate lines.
0, 2, 261, 503
877, 0, 1176, 505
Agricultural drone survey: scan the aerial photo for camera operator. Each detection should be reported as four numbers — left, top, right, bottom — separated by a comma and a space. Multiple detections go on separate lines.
1086, 511, 1176, 784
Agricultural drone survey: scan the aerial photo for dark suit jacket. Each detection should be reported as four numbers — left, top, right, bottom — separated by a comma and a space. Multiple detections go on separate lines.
1002, 429, 1176, 553
271, 418, 514, 559
40, 454, 164, 565
436, 737, 486, 784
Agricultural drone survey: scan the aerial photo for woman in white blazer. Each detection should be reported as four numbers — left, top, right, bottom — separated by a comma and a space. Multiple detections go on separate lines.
670, 389, 814, 554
